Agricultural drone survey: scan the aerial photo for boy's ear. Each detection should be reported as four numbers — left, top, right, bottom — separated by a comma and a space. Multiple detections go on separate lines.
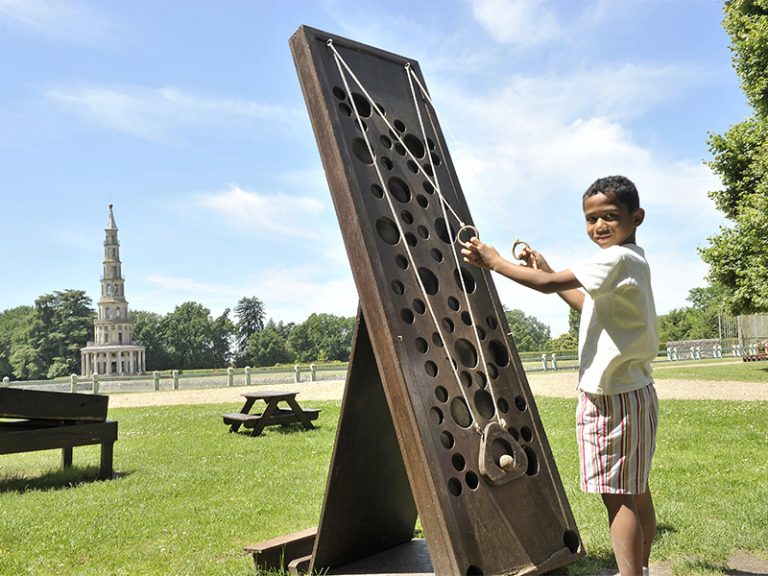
632, 207, 645, 227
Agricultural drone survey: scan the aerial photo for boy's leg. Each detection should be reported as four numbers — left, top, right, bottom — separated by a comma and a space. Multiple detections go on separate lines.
636, 490, 656, 567
602, 493, 643, 575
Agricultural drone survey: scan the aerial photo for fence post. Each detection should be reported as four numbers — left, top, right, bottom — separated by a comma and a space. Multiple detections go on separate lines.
550, 354, 558, 371
70, 373, 77, 393
92, 373, 99, 394
310, 363, 317, 382
153, 370, 160, 391
172, 370, 179, 390
227, 366, 234, 387
541, 354, 548, 372
1, 376, 9, 387
245, 366, 251, 387
671, 347, 678, 361
293, 364, 301, 383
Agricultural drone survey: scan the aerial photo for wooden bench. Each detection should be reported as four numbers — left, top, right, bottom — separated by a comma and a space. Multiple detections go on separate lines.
222, 408, 321, 429
223, 391, 320, 436
0, 388, 118, 480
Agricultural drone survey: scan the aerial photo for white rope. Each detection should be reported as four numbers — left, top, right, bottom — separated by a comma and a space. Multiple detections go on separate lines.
328, 40, 481, 431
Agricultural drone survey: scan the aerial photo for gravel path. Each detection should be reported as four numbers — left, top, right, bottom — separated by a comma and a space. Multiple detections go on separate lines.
107, 371, 767, 408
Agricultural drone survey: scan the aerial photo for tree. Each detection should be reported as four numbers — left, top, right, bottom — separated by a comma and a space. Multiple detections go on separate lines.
161, 302, 221, 370
0, 306, 34, 379
247, 320, 292, 367
504, 309, 550, 352
701, 0, 768, 313
131, 310, 171, 370
212, 308, 235, 368
287, 313, 354, 362
658, 285, 725, 343
234, 296, 265, 366
547, 308, 580, 352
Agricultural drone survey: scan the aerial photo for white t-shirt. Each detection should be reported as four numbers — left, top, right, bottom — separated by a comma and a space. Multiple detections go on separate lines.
570, 244, 658, 395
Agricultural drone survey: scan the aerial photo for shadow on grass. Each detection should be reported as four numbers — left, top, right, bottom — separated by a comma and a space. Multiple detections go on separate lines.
229, 423, 324, 437
0, 466, 129, 494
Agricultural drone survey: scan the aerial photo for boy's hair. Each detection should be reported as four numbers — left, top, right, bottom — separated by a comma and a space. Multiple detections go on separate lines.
583, 175, 640, 213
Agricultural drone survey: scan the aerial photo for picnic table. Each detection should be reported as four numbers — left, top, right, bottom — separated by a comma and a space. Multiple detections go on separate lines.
222, 391, 320, 436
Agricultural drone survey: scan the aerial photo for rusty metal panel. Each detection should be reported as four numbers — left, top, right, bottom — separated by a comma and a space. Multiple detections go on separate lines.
290, 25, 583, 576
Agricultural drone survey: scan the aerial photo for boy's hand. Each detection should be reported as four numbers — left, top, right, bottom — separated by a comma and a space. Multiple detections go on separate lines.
517, 245, 554, 273
461, 237, 502, 270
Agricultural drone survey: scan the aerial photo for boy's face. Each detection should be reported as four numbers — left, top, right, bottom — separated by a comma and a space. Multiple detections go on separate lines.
583, 192, 644, 248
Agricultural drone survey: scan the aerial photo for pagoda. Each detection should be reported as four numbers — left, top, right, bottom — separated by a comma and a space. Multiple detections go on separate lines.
80, 204, 146, 375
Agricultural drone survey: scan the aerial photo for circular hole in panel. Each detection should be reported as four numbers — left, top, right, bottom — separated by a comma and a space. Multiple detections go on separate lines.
388, 176, 411, 203
440, 430, 454, 449
403, 133, 426, 158
425, 360, 438, 377
371, 183, 384, 199
435, 217, 455, 244
407, 160, 419, 174
375, 102, 386, 116
432, 332, 444, 347
461, 311, 472, 326
355, 119, 367, 132
487, 363, 499, 379
352, 138, 374, 165
394, 119, 406, 132
515, 396, 528, 412
474, 389, 495, 419
465, 471, 479, 490
380, 134, 392, 148
491, 438, 513, 466
456, 226, 477, 245
442, 317, 455, 333
430, 248, 444, 263
394, 143, 406, 156
477, 326, 487, 341
564, 531, 581, 554
412, 298, 426, 314
451, 453, 466, 471
454, 267, 477, 293
351, 92, 372, 117
423, 180, 435, 194
401, 210, 414, 224
417, 225, 430, 240
466, 565, 483, 576
435, 385, 448, 403
489, 339, 510, 367
401, 308, 415, 324
508, 427, 519, 441
416, 194, 429, 208
423, 163, 434, 177
455, 338, 478, 368
450, 397, 473, 428
476, 371, 488, 389
427, 137, 436, 150
460, 370, 472, 388
447, 296, 460, 311
448, 478, 462, 497
415, 337, 428, 353
395, 254, 409, 269
487, 316, 499, 330
375, 217, 400, 245
405, 232, 417, 247
524, 446, 539, 476
391, 279, 405, 295
338, 102, 352, 116
418, 267, 439, 295
332, 86, 346, 100
431, 151, 442, 166
497, 397, 510, 413
520, 426, 533, 443
429, 406, 443, 425
381, 156, 393, 170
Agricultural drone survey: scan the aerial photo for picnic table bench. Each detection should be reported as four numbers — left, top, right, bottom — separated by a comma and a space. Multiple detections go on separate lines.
0, 388, 117, 480
222, 391, 319, 436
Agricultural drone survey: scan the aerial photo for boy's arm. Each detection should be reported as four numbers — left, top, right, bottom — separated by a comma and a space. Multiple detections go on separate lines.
462, 238, 585, 311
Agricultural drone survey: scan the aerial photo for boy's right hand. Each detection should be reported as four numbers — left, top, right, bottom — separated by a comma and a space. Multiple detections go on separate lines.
517, 245, 554, 273
461, 237, 503, 270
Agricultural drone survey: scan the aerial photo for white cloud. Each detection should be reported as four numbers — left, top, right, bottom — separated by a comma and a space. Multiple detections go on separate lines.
43, 84, 301, 143
0, 0, 109, 41
471, 0, 562, 46
195, 185, 326, 239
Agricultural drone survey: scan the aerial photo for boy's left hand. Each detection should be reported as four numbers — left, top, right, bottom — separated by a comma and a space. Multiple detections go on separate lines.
461, 237, 501, 270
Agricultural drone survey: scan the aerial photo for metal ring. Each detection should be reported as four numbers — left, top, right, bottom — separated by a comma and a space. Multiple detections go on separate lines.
455, 224, 479, 245
511, 240, 530, 261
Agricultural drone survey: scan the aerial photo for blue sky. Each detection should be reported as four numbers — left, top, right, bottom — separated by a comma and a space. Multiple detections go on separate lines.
0, 0, 748, 336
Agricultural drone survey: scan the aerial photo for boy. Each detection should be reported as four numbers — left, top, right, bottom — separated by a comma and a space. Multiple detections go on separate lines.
462, 175, 658, 576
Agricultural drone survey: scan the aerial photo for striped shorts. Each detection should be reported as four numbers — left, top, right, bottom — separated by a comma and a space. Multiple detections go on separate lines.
576, 383, 659, 494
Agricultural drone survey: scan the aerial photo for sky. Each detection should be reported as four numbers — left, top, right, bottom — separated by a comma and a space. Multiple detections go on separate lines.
0, 0, 750, 336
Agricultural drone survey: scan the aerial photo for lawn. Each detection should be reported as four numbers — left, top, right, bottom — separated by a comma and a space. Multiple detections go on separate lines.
1, 395, 766, 575
653, 358, 768, 382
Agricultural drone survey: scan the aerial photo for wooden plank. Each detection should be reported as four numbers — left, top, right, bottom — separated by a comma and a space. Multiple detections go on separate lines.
0, 388, 108, 422
245, 527, 317, 572
0, 421, 117, 455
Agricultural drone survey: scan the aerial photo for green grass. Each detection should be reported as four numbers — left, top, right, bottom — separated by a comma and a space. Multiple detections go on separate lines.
654, 358, 768, 383
1, 397, 766, 575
